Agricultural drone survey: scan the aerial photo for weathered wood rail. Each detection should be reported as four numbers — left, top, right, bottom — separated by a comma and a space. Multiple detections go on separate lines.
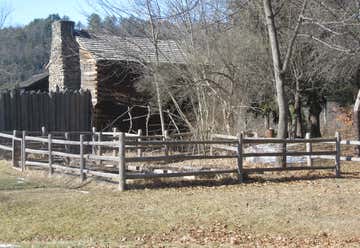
0, 129, 342, 191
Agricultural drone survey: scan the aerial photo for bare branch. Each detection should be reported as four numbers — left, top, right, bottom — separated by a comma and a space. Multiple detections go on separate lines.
298, 34, 355, 54
281, 0, 308, 74
0, 1, 12, 28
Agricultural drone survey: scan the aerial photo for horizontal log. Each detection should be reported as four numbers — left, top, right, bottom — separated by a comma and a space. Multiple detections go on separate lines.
87, 154, 118, 162
0, 133, 15, 139
314, 155, 360, 162
243, 138, 337, 144
126, 140, 238, 146
100, 132, 140, 137
51, 164, 85, 174
0, 144, 12, 151
126, 169, 237, 179
212, 134, 237, 140
52, 151, 81, 159
324, 140, 360, 146
340, 140, 360, 146
88, 170, 119, 179
243, 166, 335, 173
25, 161, 48, 168
211, 144, 237, 152
50, 131, 92, 135
126, 154, 238, 163
25, 148, 48, 155
52, 139, 81, 145
84, 141, 117, 147
25, 136, 48, 142
125, 135, 164, 139
242, 151, 336, 158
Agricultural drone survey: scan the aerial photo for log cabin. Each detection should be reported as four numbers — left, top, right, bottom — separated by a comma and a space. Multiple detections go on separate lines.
47, 20, 186, 132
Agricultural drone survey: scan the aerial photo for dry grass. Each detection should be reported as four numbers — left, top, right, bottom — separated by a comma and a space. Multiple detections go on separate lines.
1, 160, 360, 247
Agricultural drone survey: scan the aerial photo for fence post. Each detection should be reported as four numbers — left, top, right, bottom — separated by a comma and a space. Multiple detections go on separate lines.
164, 130, 169, 159
21, 130, 26, 172
80, 134, 86, 182
12, 130, 18, 167
305, 132, 313, 167
281, 142, 287, 168
64, 132, 70, 166
237, 132, 244, 183
119, 132, 126, 191
137, 129, 142, 157
97, 131, 102, 166
92, 127, 96, 155
41, 126, 47, 136
335, 132, 341, 178
48, 134, 53, 175
113, 127, 118, 157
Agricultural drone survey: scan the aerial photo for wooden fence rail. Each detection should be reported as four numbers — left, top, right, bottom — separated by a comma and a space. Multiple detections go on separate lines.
0, 130, 342, 191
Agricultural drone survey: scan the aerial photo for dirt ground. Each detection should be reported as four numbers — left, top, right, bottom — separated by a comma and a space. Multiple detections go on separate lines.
1, 160, 360, 247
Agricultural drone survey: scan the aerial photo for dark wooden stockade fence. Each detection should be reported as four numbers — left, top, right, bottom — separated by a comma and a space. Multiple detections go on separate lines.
0, 90, 92, 131
0, 127, 344, 191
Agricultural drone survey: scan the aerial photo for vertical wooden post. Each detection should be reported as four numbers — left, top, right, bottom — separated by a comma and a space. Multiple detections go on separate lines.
21, 130, 26, 172
80, 134, 86, 182
41, 126, 46, 136
353, 89, 360, 156
118, 132, 126, 191
209, 134, 213, 156
48, 134, 53, 175
237, 132, 244, 183
97, 131, 102, 166
164, 130, 169, 158
281, 142, 287, 168
113, 127, 118, 157
306, 132, 313, 167
92, 127, 96, 155
12, 130, 18, 167
41, 126, 47, 159
335, 132, 341, 178
64, 132, 70, 166
137, 129, 142, 157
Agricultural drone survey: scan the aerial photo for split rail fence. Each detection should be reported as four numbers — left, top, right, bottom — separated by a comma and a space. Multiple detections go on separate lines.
0, 128, 344, 191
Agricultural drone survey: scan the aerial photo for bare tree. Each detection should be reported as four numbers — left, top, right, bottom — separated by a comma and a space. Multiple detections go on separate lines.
0, 1, 11, 28
89, 0, 360, 141
262, 0, 308, 141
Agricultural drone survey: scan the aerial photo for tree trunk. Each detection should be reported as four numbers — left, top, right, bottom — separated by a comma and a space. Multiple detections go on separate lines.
263, 0, 289, 167
263, 0, 289, 140
146, 0, 166, 136
294, 80, 303, 138
308, 104, 322, 138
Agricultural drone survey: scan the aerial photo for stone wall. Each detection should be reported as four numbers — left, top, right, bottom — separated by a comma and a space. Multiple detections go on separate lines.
49, 21, 81, 91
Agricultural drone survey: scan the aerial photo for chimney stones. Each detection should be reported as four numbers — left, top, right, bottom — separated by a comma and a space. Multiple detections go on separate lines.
49, 21, 81, 91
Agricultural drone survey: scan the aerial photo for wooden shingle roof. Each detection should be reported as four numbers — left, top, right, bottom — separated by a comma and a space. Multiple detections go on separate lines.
76, 33, 186, 64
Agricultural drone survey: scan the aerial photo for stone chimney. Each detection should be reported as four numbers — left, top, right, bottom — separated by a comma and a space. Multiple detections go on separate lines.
49, 21, 81, 91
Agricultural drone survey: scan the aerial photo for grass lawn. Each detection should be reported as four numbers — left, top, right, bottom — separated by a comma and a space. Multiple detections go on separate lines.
1, 160, 360, 247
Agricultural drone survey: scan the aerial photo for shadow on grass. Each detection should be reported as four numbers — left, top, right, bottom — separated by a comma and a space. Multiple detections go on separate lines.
121, 173, 356, 190
9, 164, 360, 191
125, 169, 360, 190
